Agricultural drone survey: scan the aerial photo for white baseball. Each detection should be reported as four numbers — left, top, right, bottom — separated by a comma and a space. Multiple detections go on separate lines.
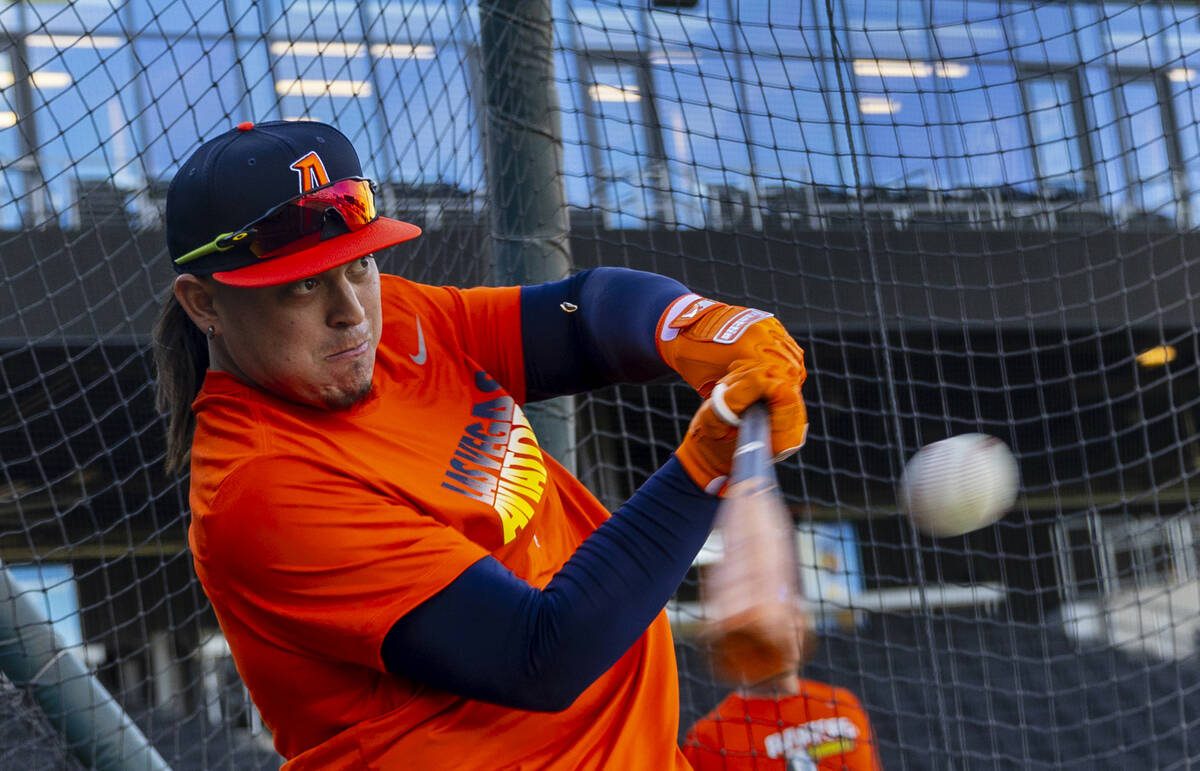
898, 433, 1019, 537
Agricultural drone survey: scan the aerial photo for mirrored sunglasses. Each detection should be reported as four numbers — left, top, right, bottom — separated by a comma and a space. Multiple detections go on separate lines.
174, 177, 378, 266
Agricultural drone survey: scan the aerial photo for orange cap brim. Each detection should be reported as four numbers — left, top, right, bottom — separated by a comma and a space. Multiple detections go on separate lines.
212, 217, 422, 287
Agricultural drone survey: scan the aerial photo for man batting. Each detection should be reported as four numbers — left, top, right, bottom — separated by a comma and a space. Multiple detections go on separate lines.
154, 119, 807, 769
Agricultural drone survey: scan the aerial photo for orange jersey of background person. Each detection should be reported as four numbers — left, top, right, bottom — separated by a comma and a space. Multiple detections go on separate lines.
683, 678, 883, 771
187, 274, 689, 770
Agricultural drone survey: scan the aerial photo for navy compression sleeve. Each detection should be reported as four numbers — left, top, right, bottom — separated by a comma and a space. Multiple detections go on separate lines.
521, 267, 687, 400
380, 456, 717, 712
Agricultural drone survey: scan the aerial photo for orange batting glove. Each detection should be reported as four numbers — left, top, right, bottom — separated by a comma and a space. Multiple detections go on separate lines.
675, 360, 808, 494
657, 294, 807, 398
659, 294, 808, 491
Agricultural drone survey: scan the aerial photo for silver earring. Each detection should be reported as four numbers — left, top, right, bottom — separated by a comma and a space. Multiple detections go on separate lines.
206, 325, 215, 340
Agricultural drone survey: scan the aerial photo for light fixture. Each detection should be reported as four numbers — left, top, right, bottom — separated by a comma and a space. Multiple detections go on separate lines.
858, 96, 900, 114
25, 33, 121, 49
588, 83, 641, 103
0, 70, 72, 89
1136, 345, 1177, 367
854, 59, 932, 78
853, 59, 968, 80
649, 48, 698, 66
31, 71, 73, 89
934, 61, 969, 78
274, 79, 372, 97
369, 43, 436, 59
270, 41, 364, 58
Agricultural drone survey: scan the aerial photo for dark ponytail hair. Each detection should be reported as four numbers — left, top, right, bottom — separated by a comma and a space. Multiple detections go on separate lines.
152, 286, 209, 475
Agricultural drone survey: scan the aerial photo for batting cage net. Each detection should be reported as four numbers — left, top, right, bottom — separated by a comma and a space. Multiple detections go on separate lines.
2, 0, 1200, 768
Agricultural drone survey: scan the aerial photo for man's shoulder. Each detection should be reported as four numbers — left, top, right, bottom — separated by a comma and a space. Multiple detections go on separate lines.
379, 272, 422, 293
788, 679, 864, 708
377, 273, 521, 351
803, 679, 862, 705
378, 273, 462, 321
192, 373, 269, 439
379, 272, 518, 307
379, 272, 449, 300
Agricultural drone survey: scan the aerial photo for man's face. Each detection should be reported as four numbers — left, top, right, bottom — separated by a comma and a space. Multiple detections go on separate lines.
210, 256, 383, 410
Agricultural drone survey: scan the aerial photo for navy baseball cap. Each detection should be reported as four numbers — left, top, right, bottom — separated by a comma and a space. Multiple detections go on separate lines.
166, 120, 421, 287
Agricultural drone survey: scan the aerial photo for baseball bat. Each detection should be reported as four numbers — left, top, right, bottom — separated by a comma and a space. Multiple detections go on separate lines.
699, 402, 805, 685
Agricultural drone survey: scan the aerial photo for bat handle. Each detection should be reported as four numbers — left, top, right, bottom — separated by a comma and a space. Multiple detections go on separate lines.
729, 401, 773, 486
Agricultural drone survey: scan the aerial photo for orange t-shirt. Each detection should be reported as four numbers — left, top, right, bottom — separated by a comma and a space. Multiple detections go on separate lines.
187, 274, 689, 770
682, 680, 883, 770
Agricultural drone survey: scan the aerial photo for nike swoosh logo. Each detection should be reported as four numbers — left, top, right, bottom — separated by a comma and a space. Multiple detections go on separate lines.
409, 315, 427, 365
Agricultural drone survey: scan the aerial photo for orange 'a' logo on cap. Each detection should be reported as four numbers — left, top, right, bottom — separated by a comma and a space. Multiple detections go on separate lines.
290, 151, 330, 192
